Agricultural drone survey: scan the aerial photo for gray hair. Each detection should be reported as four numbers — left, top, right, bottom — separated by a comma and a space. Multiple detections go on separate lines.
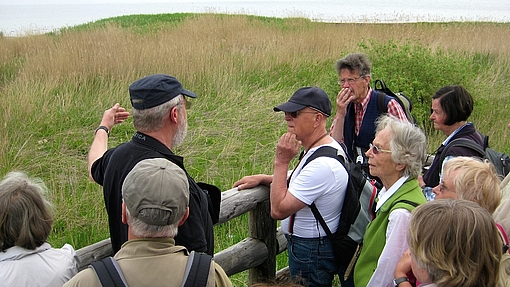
125, 208, 178, 238
375, 115, 426, 178
335, 53, 372, 77
0, 172, 53, 251
132, 95, 184, 132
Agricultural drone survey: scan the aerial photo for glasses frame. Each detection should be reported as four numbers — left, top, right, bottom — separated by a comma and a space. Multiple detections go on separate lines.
338, 76, 363, 85
438, 181, 455, 193
369, 143, 392, 154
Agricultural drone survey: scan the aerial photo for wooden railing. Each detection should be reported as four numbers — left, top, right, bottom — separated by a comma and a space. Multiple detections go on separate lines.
76, 185, 289, 285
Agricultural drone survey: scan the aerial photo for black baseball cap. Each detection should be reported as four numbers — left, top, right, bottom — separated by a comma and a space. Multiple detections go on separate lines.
129, 74, 197, 110
274, 86, 331, 116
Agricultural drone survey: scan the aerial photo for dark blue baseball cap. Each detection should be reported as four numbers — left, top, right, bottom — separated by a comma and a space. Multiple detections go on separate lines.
274, 86, 331, 116
129, 74, 197, 110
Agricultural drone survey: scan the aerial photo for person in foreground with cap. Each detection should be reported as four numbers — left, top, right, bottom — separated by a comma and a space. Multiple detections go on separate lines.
233, 87, 350, 287
87, 74, 219, 256
65, 158, 232, 287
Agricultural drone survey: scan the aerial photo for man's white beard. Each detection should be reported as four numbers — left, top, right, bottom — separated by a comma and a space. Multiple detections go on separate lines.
172, 114, 187, 147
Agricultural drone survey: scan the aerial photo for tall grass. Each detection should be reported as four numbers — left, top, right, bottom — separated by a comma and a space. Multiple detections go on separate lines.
1, 14, 509, 286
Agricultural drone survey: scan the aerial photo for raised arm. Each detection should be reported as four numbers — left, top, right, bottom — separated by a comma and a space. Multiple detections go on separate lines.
87, 103, 130, 181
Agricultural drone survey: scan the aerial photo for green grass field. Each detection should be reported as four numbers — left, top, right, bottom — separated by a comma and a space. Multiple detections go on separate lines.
1, 13, 509, 286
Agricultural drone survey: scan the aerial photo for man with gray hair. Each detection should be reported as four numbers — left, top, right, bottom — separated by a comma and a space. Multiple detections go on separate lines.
87, 74, 219, 255
65, 158, 232, 286
330, 53, 408, 174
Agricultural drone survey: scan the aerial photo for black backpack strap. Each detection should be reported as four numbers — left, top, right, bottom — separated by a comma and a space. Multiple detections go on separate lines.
304, 146, 354, 239
183, 251, 213, 287
438, 138, 485, 165
310, 202, 334, 238
89, 257, 128, 287
375, 89, 388, 114
303, 146, 345, 167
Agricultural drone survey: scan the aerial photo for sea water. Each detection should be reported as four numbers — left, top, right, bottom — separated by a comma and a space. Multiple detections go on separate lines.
1, 0, 509, 36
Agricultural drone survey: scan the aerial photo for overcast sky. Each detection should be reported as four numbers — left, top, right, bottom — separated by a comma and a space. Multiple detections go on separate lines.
1, 0, 273, 4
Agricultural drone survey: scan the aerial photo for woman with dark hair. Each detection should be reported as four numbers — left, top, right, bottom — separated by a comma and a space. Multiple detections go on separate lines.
419, 85, 485, 200
0, 172, 79, 286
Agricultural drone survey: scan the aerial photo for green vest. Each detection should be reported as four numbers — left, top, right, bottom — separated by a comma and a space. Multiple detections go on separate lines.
354, 178, 426, 287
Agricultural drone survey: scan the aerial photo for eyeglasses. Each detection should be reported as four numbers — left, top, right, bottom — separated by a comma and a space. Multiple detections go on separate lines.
369, 143, 392, 154
338, 76, 363, 85
285, 111, 318, 118
438, 181, 454, 193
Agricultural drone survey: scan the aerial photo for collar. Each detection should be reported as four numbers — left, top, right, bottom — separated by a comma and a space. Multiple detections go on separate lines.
443, 122, 472, 145
115, 238, 188, 260
376, 175, 410, 211
359, 88, 373, 108
0, 242, 51, 262
131, 132, 184, 168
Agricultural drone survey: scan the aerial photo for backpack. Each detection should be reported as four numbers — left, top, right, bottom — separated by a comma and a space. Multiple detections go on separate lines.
303, 146, 376, 279
89, 251, 212, 287
374, 79, 418, 125
438, 135, 510, 178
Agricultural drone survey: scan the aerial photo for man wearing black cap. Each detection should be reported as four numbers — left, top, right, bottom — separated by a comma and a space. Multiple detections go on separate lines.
233, 87, 350, 287
87, 74, 219, 255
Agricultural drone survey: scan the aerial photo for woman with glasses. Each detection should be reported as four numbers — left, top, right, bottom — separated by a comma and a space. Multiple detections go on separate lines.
419, 85, 485, 200
397, 156, 505, 286
353, 115, 427, 287
433, 156, 501, 214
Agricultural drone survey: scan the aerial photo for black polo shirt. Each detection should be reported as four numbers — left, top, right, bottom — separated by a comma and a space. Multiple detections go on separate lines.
91, 132, 214, 255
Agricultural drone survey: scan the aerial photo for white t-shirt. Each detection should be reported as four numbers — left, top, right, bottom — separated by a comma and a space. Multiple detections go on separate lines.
0, 242, 79, 287
281, 140, 349, 238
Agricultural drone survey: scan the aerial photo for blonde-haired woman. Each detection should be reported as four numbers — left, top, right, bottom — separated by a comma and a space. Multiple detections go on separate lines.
433, 156, 502, 213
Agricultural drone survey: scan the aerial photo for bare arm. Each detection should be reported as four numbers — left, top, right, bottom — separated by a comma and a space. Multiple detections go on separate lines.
232, 174, 273, 190
270, 132, 306, 220
87, 103, 130, 181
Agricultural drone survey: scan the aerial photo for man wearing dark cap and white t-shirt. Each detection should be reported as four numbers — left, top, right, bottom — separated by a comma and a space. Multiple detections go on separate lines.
65, 158, 232, 287
87, 74, 220, 255
233, 87, 350, 287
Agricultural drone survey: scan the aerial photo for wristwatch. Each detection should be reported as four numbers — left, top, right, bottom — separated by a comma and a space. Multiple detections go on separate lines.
393, 277, 409, 286
95, 126, 110, 137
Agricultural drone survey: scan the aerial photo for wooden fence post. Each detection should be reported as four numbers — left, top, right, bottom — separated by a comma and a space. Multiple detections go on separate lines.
248, 199, 277, 285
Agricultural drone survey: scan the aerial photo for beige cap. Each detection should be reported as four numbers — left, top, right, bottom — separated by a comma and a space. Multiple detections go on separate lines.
122, 158, 189, 226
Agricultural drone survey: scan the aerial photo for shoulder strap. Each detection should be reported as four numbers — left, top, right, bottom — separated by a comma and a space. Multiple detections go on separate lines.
389, 199, 420, 215
303, 146, 345, 168
394, 199, 419, 208
310, 202, 334, 239
304, 146, 346, 238
89, 257, 128, 287
497, 224, 510, 254
182, 251, 213, 287
438, 138, 485, 164
376, 90, 388, 114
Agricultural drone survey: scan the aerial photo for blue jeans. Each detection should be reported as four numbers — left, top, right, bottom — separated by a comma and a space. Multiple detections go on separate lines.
286, 234, 354, 287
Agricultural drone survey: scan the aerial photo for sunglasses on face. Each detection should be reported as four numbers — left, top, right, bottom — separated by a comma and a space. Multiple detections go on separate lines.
285, 110, 318, 118
369, 143, 392, 154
